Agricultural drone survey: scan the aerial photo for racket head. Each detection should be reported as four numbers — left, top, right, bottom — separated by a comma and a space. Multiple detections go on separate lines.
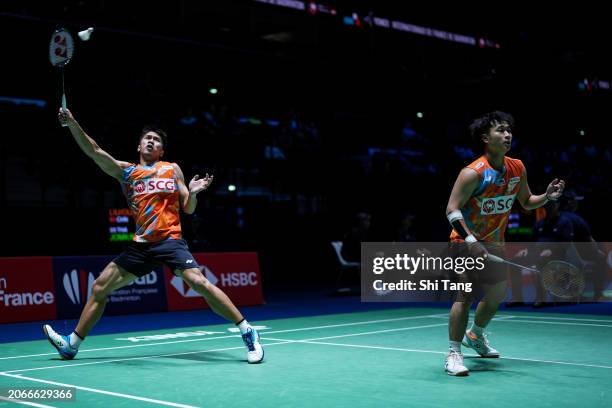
541, 260, 585, 299
49, 28, 74, 67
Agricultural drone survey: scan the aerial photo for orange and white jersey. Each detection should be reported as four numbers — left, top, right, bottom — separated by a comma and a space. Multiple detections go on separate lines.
121, 161, 182, 242
450, 155, 525, 243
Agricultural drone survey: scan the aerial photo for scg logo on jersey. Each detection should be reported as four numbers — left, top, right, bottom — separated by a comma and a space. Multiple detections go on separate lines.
133, 178, 176, 195
480, 194, 516, 215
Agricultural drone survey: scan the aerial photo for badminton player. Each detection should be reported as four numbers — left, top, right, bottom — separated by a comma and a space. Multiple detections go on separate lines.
43, 108, 264, 364
444, 111, 564, 375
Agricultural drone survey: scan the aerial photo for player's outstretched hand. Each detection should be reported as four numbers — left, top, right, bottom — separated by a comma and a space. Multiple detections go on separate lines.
189, 173, 214, 195
58, 108, 75, 126
546, 178, 565, 201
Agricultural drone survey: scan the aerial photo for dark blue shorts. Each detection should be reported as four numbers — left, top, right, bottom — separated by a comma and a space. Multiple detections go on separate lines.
113, 238, 199, 277
450, 243, 508, 302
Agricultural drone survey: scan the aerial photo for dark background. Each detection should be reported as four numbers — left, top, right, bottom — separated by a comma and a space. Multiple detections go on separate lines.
1, 1, 610, 289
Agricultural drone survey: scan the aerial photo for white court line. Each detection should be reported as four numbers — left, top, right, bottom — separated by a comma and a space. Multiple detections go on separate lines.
0, 313, 448, 361
2, 340, 294, 374
429, 314, 612, 323
0, 373, 198, 408
284, 340, 612, 370
2, 311, 609, 364
2, 322, 447, 374
495, 319, 612, 328
499, 315, 612, 323
265, 323, 448, 343
430, 314, 612, 328
2, 322, 448, 375
0, 396, 56, 408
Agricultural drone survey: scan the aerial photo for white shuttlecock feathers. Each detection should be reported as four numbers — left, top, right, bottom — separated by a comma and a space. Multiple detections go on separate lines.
78, 27, 94, 41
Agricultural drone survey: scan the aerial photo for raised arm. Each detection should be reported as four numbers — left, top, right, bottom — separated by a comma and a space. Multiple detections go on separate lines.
517, 168, 565, 210
58, 108, 130, 181
173, 163, 214, 215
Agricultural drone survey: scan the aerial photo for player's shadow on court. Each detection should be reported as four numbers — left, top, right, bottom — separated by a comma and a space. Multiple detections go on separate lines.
159, 351, 244, 364
48, 352, 242, 364
48, 357, 117, 361
464, 357, 516, 374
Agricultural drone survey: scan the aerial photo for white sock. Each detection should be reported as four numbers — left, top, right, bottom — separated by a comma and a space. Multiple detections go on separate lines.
470, 323, 485, 337
236, 319, 250, 335
449, 341, 462, 353
69, 332, 83, 348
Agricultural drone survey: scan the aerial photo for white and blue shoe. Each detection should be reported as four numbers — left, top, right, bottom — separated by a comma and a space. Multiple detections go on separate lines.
241, 327, 264, 364
462, 330, 500, 358
43, 325, 78, 360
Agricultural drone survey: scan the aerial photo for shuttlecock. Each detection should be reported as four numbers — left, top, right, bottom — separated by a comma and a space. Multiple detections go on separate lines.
78, 27, 94, 41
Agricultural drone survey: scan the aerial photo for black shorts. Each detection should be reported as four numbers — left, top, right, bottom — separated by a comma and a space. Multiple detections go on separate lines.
449, 242, 508, 302
113, 238, 199, 277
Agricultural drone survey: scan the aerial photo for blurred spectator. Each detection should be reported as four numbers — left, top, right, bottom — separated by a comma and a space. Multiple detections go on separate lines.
560, 191, 609, 301
531, 201, 574, 306
395, 212, 417, 242
341, 212, 372, 263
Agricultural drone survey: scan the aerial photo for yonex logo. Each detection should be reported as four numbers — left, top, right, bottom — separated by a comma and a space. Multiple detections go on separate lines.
186, 260, 193, 264
507, 176, 521, 193
132, 178, 176, 196
480, 194, 516, 215
157, 165, 174, 176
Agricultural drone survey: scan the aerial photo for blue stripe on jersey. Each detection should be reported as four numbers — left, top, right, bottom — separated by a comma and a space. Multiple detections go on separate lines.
122, 165, 136, 182
474, 168, 498, 196
144, 214, 158, 235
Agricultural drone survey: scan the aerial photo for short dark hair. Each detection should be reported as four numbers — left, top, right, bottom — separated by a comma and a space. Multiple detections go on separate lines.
140, 126, 168, 149
469, 111, 514, 141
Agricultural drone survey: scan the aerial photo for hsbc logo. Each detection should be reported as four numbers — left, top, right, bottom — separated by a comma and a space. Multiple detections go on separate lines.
133, 178, 176, 196
170, 266, 219, 298
171, 265, 259, 298
221, 272, 258, 287
480, 194, 516, 215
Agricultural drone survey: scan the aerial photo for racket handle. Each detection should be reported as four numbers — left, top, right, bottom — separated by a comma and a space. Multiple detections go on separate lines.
61, 94, 68, 127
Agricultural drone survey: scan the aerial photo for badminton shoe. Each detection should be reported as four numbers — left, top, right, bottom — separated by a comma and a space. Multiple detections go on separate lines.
241, 327, 264, 364
444, 351, 469, 376
43, 325, 78, 360
462, 330, 500, 358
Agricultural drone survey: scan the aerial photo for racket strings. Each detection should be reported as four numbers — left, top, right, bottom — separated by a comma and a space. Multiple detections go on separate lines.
541, 262, 585, 298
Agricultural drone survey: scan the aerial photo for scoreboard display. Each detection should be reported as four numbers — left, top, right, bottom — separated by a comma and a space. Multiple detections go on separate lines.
108, 208, 134, 242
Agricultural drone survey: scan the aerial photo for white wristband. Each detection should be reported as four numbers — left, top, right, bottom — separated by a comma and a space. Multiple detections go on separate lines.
447, 210, 463, 223
465, 235, 477, 244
